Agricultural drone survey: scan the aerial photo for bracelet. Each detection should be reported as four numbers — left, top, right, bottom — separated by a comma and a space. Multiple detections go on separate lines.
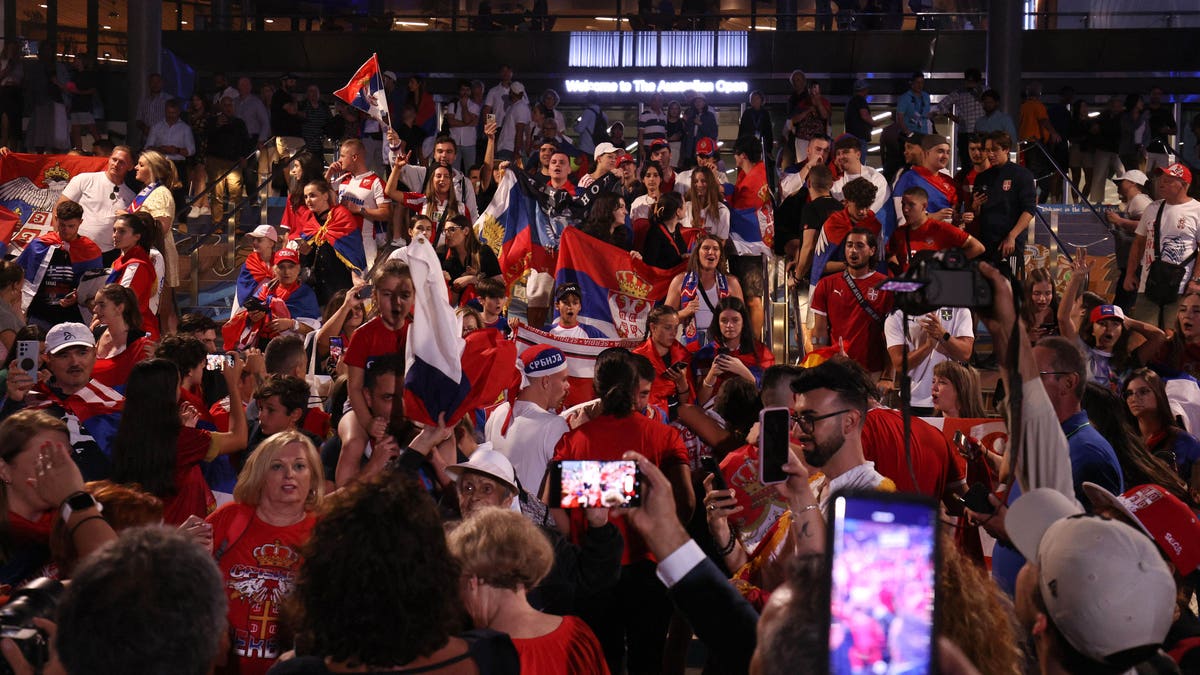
795, 503, 819, 515
293, 320, 300, 331
68, 514, 107, 539
702, 378, 716, 388
718, 531, 738, 557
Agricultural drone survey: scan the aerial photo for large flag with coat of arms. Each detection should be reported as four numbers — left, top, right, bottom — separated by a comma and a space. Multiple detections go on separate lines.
0, 152, 108, 256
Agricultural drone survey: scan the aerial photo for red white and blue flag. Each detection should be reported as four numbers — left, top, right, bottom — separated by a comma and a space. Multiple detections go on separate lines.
333, 54, 391, 125
401, 236, 517, 426
15, 231, 103, 311
474, 169, 563, 292
554, 226, 683, 339
0, 152, 107, 256
729, 163, 774, 257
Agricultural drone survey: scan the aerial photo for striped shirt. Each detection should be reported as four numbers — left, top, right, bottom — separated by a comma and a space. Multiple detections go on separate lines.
639, 107, 668, 143
935, 87, 985, 133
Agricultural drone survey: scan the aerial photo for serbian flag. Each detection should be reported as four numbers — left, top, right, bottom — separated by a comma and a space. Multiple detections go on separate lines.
513, 324, 640, 409
235, 252, 272, 308
402, 235, 517, 426
555, 226, 683, 339
334, 54, 391, 125
474, 169, 561, 292
729, 162, 773, 257
0, 152, 107, 255
15, 231, 103, 310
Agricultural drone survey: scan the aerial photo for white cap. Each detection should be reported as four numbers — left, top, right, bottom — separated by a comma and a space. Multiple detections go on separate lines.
1113, 169, 1149, 186
445, 444, 519, 493
45, 322, 96, 355
593, 142, 618, 159
509, 81, 525, 96
1008, 488, 1175, 664
383, 71, 397, 81
244, 224, 279, 243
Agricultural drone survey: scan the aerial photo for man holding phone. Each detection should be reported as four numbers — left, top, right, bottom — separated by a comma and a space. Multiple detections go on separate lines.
17, 200, 103, 331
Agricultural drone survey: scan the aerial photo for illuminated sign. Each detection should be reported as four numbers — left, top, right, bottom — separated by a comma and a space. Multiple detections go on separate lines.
564, 78, 749, 95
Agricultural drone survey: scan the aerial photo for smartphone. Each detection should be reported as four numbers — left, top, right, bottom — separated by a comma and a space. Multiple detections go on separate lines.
958, 482, 996, 514
486, 112, 496, 126
700, 456, 728, 492
669, 360, 688, 372
549, 460, 642, 509
205, 354, 234, 371
357, 284, 374, 300
15, 340, 39, 384
329, 336, 345, 362
828, 491, 939, 675
759, 407, 791, 485
952, 430, 968, 450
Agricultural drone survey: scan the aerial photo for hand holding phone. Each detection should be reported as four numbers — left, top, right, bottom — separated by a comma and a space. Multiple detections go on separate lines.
759, 407, 791, 485
550, 460, 642, 509
958, 482, 996, 515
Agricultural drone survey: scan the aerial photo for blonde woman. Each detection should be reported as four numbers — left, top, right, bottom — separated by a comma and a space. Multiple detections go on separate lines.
130, 149, 181, 334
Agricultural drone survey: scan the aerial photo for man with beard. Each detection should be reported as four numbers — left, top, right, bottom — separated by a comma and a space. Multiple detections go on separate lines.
790, 358, 893, 511
890, 134, 959, 229
811, 227, 893, 375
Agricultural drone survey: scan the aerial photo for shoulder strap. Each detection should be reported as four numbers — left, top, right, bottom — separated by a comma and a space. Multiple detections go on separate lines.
842, 269, 883, 323
213, 506, 255, 561
1153, 201, 1166, 260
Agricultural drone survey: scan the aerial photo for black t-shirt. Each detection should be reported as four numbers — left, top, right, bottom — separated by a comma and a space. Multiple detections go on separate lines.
975, 161, 1037, 254
642, 223, 687, 270
802, 195, 844, 233
29, 246, 84, 325
69, 69, 96, 113
266, 630, 520, 675
773, 190, 807, 256
441, 244, 501, 282
845, 95, 871, 141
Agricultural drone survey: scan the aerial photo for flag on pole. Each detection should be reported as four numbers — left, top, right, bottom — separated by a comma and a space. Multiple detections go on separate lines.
334, 54, 392, 165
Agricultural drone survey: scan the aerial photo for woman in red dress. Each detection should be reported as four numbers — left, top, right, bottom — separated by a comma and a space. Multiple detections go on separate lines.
450, 507, 609, 675
90, 284, 153, 392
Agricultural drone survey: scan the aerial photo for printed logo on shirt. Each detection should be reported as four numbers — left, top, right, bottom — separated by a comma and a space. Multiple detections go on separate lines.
940, 308, 952, 322
1002, 179, 1012, 191
867, 287, 879, 302
227, 539, 302, 662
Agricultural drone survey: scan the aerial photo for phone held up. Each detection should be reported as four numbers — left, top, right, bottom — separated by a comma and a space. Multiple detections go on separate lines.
828, 491, 939, 675
758, 406, 791, 485
205, 354, 235, 371
548, 460, 643, 509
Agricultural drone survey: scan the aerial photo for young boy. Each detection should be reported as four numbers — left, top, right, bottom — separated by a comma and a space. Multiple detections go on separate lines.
474, 277, 511, 337
550, 282, 606, 338
888, 186, 986, 273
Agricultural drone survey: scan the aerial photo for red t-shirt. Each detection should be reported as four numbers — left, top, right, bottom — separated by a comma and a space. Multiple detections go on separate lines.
91, 335, 154, 391
511, 615, 610, 675
553, 414, 689, 565
632, 339, 695, 409
181, 385, 216, 427
344, 316, 409, 370
207, 503, 316, 675
163, 426, 216, 525
888, 218, 969, 272
862, 407, 966, 498
300, 407, 331, 440
810, 270, 893, 372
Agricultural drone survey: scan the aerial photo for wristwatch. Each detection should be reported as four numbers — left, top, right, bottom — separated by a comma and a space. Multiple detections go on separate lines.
61, 491, 101, 522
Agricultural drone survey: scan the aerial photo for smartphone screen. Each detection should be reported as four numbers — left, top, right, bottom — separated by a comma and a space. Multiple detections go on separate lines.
551, 460, 642, 509
329, 336, 345, 362
759, 407, 791, 484
829, 491, 938, 675
205, 354, 227, 371
357, 284, 374, 300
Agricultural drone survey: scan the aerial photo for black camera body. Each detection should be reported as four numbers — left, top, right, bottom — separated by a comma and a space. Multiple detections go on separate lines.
0, 577, 64, 675
892, 248, 992, 316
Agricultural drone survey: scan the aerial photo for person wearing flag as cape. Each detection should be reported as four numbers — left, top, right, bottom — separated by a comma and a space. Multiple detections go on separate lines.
226, 249, 320, 351
234, 224, 278, 310
294, 178, 367, 307
886, 134, 971, 235
17, 199, 102, 330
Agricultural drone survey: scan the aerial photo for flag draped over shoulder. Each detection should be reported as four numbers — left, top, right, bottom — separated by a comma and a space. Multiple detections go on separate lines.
729, 163, 773, 257
402, 236, 517, 426
0, 153, 107, 255
333, 54, 391, 125
513, 325, 640, 409
554, 226, 683, 339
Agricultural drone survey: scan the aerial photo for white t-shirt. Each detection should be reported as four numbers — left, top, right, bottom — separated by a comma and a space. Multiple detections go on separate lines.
834, 164, 891, 215
1135, 198, 1200, 293
484, 399, 570, 494
484, 83, 511, 116
497, 98, 531, 153
674, 167, 728, 196
630, 193, 657, 225
60, 171, 135, 252
1126, 192, 1153, 220
446, 99, 481, 149
681, 201, 730, 240
883, 306, 974, 408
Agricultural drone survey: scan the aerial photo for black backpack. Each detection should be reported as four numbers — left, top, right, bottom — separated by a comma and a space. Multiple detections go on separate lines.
589, 104, 611, 145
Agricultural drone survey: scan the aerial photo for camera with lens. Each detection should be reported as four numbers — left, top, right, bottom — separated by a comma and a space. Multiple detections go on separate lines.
883, 248, 992, 316
0, 577, 63, 675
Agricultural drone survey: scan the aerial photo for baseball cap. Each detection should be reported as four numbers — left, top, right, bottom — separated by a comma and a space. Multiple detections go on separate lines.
1089, 304, 1125, 325
555, 282, 582, 302
903, 131, 925, 147
1154, 163, 1192, 185
1083, 481, 1200, 576
273, 249, 300, 266
649, 138, 669, 151
1112, 169, 1149, 186
695, 137, 717, 156
45, 322, 95, 354
509, 81, 525, 96
616, 152, 635, 166
383, 71, 397, 81
446, 444, 519, 493
920, 134, 950, 151
519, 344, 567, 379
852, 78, 869, 91
1009, 488, 1176, 664
593, 142, 618, 159
245, 224, 279, 243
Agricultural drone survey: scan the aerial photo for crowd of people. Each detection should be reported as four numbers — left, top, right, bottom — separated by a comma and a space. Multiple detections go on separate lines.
0, 59, 1199, 675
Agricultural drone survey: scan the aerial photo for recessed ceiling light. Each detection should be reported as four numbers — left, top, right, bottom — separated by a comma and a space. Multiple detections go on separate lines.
265, 18, 274, 23
102, 25, 112, 29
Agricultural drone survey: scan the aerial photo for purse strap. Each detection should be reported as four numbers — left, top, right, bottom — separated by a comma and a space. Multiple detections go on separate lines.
1154, 201, 1199, 267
